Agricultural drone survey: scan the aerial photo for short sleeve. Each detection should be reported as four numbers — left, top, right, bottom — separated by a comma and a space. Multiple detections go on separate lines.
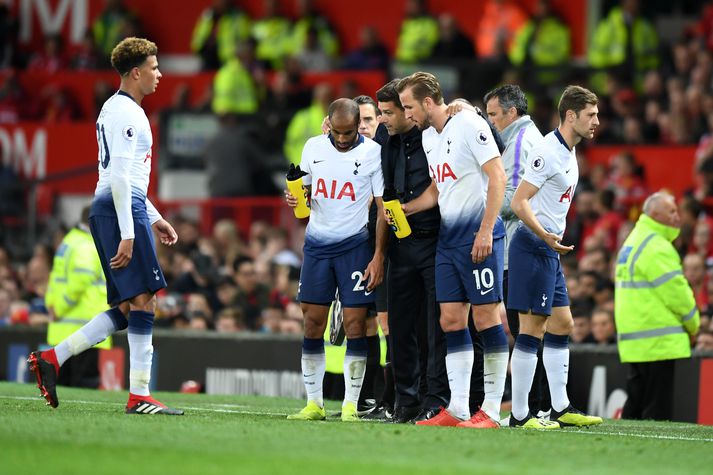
299, 139, 313, 186
521, 150, 553, 189
463, 113, 500, 167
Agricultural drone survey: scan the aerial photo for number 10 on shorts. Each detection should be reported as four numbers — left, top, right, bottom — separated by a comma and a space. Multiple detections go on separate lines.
472, 268, 494, 295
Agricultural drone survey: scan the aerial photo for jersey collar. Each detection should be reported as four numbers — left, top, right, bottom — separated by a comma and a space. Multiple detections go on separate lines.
328, 132, 364, 151
117, 90, 137, 104
554, 128, 571, 152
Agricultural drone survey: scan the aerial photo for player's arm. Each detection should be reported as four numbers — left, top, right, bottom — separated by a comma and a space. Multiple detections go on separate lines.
472, 156, 506, 263
364, 197, 386, 291
401, 180, 438, 216
109, 152, 135, 269
146, 198, 178, 246
511, 180, 573, 255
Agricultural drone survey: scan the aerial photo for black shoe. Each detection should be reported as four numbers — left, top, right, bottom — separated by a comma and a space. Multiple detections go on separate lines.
357, 399, 377, 416
410, 406, 441, 423
362, 403, 393, 421
390, 405, 421, 424
27, 351, 59, 408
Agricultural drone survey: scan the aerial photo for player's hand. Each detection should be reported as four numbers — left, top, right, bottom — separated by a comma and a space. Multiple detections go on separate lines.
284, 189, 298, 208
321, 115, 331, 135
471, 229, 493, 263
363, 256, 384, 291
152, 219, 178, 246
111, 239, 134, 269
446, 100, 475, 117
543, 232, 574, 255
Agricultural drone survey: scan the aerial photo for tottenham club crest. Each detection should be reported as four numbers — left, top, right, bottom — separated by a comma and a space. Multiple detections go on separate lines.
531, 156, 545, 171
476, 129, 489, 145
353, 161, 361, 175
122, 125, 136, 141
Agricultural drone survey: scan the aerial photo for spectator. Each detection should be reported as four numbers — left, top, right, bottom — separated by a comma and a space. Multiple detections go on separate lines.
251, 0, 292, 70
71, 30, 107, 70
290, 0, 338, 60
607, 152, 648, 218
683, 253, 708, 309
509, 0, 571, 87
211, 40, 261, 116
571, 300, 596, 344
188, 311, 212, 330
283, 82, 333, 165
591, 307, 617, 345
475, 0, 528, 61
295, 26, 333, 72
27, 34, 66, 74
342, 26, 389, 71
430, 13, 475, 60
589, 0, 659, 94
0, 4, 22, 69
232, 257, 271, 330
92, 0, 141, 60
395, 0, 439, 63
215, 308, 245, 332
615, 191, 700, 420
591, 189, 625, 253
191, 0, 252, 70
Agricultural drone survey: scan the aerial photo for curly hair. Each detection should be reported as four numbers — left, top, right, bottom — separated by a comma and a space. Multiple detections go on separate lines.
110, 37, 158, 76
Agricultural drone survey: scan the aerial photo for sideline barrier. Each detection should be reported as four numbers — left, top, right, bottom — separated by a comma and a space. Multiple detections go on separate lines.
2, 326, 711, 424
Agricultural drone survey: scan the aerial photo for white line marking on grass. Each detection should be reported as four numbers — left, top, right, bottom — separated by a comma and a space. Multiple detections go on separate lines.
556, 428, 713, 443
0, 395, 288, 416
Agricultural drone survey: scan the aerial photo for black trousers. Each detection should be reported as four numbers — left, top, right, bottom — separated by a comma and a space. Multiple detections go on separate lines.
57, 349, 100, 389
387, 235, 449, 410
622, 359, 675, 421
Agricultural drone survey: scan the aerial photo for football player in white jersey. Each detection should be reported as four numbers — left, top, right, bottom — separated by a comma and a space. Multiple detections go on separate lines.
508, 85, 603, 428
28, 37, 183, 415
396, 72, 509, 428
286, 98, 387, 422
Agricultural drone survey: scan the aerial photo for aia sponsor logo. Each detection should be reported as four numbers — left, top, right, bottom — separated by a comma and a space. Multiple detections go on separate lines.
314, 178, 355, 201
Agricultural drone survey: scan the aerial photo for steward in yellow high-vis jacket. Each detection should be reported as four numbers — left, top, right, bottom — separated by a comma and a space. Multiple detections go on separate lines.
45, 208, 109, 387
615, 191, 699, 420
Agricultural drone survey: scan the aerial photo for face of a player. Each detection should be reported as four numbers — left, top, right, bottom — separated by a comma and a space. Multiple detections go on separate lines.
330, 114, 359, 152
399, 87, 430, 130
486, 97, 516, 133
572, 103, 599, 140
138, 55, 161, 96
378, 100, 411, 136
358, 104, 378, 139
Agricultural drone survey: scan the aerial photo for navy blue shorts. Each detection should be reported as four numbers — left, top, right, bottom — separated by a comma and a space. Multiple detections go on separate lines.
89, 215, 166, 307
435, 237, 504, 305
298, 240, 376, 308
506, 226, 569, 316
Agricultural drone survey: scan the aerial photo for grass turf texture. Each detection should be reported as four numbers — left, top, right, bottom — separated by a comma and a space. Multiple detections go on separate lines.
1, 382, 712, 475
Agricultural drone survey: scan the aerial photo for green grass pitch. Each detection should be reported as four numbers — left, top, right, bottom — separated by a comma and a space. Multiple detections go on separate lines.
1, 382, 712, 475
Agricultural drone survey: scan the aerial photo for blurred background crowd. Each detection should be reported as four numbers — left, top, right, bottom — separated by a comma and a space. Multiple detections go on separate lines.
1, 0, 713, 350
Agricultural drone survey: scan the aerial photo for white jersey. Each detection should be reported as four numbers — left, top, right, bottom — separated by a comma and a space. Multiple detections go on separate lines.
422, 110, 503, 248
300, 134, 384, 255
92, 91, 161, 240
522, 129, 578, 236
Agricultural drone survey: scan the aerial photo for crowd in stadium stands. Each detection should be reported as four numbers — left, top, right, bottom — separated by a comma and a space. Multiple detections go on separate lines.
2, 0, 713, 351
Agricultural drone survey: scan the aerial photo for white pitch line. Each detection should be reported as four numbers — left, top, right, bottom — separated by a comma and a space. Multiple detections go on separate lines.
3, 395, 713, 442
0, 395, 288, 416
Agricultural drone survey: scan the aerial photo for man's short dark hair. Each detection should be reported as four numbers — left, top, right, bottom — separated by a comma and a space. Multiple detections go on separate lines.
353, 95, 380, 116
375, 79, 404, 110
328, 98, 360, 123
484, 84, 528, 116
558, 85, 598, 122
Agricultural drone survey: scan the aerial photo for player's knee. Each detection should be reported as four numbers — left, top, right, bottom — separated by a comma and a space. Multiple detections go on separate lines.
365, 317, 378, 336
129, 293, 156, 313
547, 315, 573, 336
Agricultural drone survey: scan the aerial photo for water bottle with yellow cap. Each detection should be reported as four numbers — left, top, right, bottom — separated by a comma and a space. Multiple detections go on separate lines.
382, 188, 411, 239
286, 164, 310, 218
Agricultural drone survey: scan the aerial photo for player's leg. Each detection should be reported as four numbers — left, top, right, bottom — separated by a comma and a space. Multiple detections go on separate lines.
28, 214, 130, 409
288, 253, 333, 421
358, 314, 380, 413
505, 229, 559, 428
545, 305, 602, 427
457, 238, 507, 429
335, 242, 376, 422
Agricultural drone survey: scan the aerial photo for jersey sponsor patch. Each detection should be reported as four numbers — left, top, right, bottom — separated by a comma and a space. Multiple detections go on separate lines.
476, 129, 490, 145
530, 156, 545, 171
122, 125, 136, 141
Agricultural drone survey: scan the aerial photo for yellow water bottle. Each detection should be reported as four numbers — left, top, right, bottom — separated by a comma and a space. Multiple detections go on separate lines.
383, 189, 411, 239
286, 164, 310, 219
